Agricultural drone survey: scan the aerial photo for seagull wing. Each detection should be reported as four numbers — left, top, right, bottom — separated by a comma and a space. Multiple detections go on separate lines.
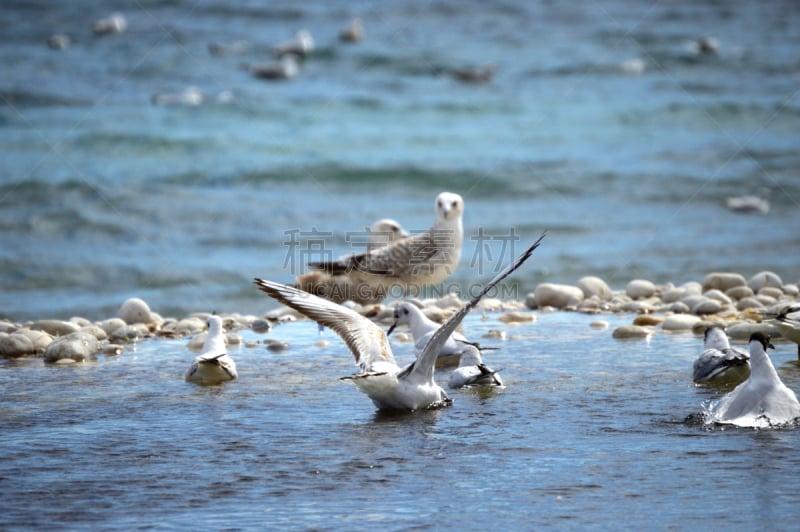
309, 230, 451, 278
408, 232, 546, 382
253, 279, 396, 371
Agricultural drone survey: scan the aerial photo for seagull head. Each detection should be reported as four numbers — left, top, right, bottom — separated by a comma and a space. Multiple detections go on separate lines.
703, 325, 730, 350
749, 331, 775, 352
387, 302, 416, 335
435, 192, 464, 221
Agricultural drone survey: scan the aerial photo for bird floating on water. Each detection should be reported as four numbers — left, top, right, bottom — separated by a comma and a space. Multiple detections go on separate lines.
448, 342, 503, 389
705, 332, 800, 428
387, 301, 472, 368
185, 315, 238, 385
254, 232, 545, 412
765, 302, 800, 358
693, 325, 750, 387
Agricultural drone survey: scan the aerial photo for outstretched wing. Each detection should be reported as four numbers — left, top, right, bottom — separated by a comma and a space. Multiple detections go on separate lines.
409, 232, 546, 381
253, 279, 396, 371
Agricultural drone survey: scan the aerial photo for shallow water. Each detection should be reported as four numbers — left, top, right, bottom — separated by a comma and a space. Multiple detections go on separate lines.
1, 1, 800, 320
3, 311, 800, 529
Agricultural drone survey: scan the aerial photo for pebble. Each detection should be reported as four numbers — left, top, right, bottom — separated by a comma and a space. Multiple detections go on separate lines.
531, 283, 584, 309
225, 332, 243, 345
633, 314, 663, 326
736, 297, 763, 311
118, 298, 154, 325
110, 324, 149, 343
0, 321, 17, 334
725, 285, 754, 300
498, 312, 536, 324
669, 301, 691, 314
172, 317, 206, 337
100, 344, 125, 356
577, 276, 613, 299
0, 334, 36, 358
661, 314, 702, 331
98, 318, 127, 336
30, 320, 80, 337
703, 289, 732, 305
758, 286, 784, 300
612, 325, 651, 339
265, 339, 291, 352
702, 272, 746, 292
44, 332, 99, 363
626, 279, 656, 300
16, 329, 54, 355
250, 319, 273, 334
726, 321, 781, 341
314, 340, 330, 348
80, 324, 109, 341
748, 271, 783, 292
692, 298, 723, 316
590, 320, 609, 329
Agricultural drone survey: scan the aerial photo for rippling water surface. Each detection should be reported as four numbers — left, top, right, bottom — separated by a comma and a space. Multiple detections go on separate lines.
1, 0, 799, 320
3, 312, 800, 529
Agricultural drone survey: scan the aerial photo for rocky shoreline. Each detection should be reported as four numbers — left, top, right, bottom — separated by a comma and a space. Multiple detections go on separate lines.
1, 270, 797, 362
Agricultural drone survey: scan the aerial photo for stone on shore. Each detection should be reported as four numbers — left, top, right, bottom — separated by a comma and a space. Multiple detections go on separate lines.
661, 314, 702, 331
577, 276, 613, 299
0, 333, 36, 358
30, 320, 81, 337
530, 283, 584, 309
44, 332, 99, 363
16, 329, 54, 354
612, 325, 652, 339
118, 297, 154, 325
702, 272, 746, 292
626, 279, 656, 300
748, 271, 783, 292
725, 285, 754, 300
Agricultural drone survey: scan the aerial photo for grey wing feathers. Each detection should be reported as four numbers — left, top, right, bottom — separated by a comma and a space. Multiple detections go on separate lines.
253, 278, 396, 370
414, 232, 546, 376
309, 232, 439, 277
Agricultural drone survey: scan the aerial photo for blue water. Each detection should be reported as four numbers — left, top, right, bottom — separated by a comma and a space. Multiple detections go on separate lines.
2, 311, 800, 529
2, 3, 800, 526
1, 0, 799, 321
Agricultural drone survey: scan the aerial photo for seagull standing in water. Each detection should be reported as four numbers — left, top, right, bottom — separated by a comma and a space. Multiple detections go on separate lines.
185, 316, 238, 385
693, 326, 750, 386
448, 342, 503, 389
705, 332, 800, 427
387, 301, 472, 367
254, 233, 545, 412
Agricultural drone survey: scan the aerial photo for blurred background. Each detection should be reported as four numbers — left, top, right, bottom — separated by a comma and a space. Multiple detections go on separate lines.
1, 0, 798, 321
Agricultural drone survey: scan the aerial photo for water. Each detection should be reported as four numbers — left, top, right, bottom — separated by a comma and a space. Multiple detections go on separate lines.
1, 0, 799, 321
2, 1, 800, 527
3, 311, 800, 529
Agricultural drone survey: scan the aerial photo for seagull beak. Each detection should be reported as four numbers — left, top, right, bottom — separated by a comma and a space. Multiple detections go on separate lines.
386, 320, 398, 336
768, 340, 775, 349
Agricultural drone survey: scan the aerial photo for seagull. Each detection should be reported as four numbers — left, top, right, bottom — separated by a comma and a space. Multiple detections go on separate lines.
766, 303, 800, 358
185, 315, 238, 385
387, 301, 471, 367
247, 55, 300, 81
339, 18, 364, 43
254, 232, 545, 412
448, 342, 503, 389
296, 192, 464, 305
705, 332, 800, 427
366, 218, 409, 252
693, 326, 750, 387
92, 13, 127, 35
724, 188, 770, 215
273, 29, 315, 58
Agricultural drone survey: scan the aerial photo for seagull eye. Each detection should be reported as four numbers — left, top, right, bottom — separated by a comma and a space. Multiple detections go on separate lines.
437, 201, 443, 208
451, 201, 458, 208
403, 308, 409, 315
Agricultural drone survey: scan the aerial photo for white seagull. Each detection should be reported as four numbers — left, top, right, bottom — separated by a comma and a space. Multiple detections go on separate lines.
296, 192, 464, 305
705, 332, 800, 428
387, 301, 471, 367
185, 315, 238, 385
693, 326, 750, 387
254, 233, 545, 412
448, 342, 503, 389
766, 302, 800, 358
